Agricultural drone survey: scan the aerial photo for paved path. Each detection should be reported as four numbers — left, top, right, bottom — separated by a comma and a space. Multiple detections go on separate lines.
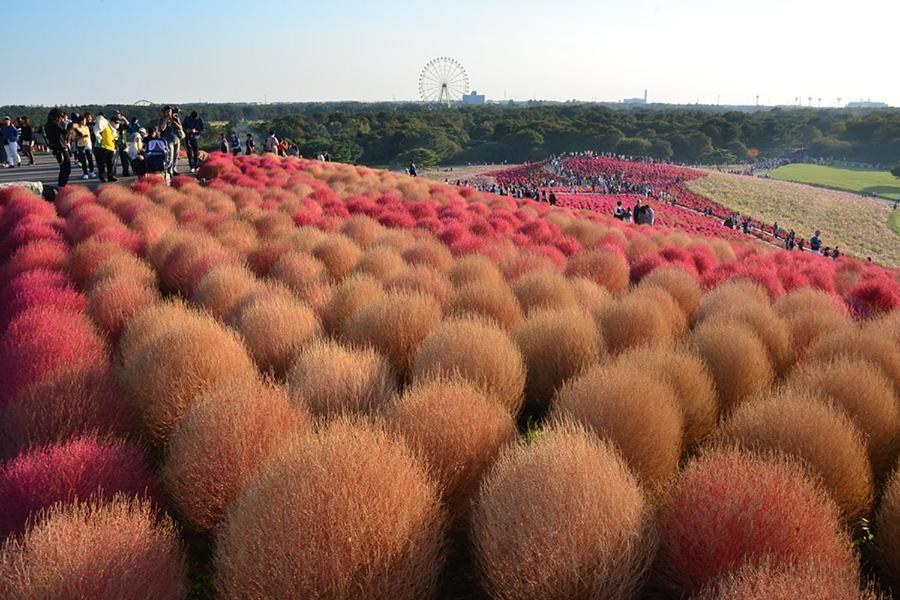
0, 151, 189, 191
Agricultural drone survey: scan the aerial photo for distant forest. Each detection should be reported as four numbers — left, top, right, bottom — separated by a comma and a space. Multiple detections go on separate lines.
4, 102, 899, 168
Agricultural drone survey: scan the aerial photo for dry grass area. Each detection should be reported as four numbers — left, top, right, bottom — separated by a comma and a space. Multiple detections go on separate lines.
417, 164, 512, 183
687, 171, 899, 267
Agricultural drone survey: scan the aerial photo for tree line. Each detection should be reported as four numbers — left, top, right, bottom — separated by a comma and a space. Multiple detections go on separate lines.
3, 102, 899, 168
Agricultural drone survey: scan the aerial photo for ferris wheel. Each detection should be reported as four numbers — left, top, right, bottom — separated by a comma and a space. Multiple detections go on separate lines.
419, 57, 469, 107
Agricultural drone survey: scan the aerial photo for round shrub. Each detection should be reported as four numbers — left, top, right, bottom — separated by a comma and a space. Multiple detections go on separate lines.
609, 346, 717, 446
697, 301, 793, 375
687, 320, 774, 414
715, 390, 874, 522
786, 358, 899, 477
471, 421, 654, 600
229, 291, 321, 378
0, 307, 108, 405
116, 298, 196, 364
552, 365, 683, 493
342, 290, 442, 379
339, 214, 383, 248
447, 280, 523, 330
67, 239, 128, 286
323, 273, 384, 335
401, 238, 454, 272
269, 251, 327, 292
190, 263, 260, 321
511, 270, 579, 315
287, 339, 397, 418
162, 375, 309, 533
694, 559, 872, 600
311, 234, 361, 281
693, 279, 770, 324
596, 292, 676, 355
1, 239, 68, 283
568, 276, 613, 316
0, 270, 87, 328
119, 311, 257, 445
387, 376, 517, 523
410, 316, 526, 416
0, 497, 187, 600
448, 254, 505, 288
805, 330, 900, 396
564, 249, 630, 294
783, 310, 855, 363
639, 267, 701, 318
352, 246, 407, 280
774, 287, 848, 320
876, 466, 900, 592
385, 265, 453, 307
84, 253, 157, 292
214, 418, 445, 599
513, 308, 603, 414
0, 436, 157, 537
88, 277, 158, 342
0, 367, 134, 459
655, 447, 854, 596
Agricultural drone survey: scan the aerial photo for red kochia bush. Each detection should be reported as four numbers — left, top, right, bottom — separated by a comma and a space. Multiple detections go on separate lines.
162, 376, 309, 533
410, 316, 526, 416
0, 307, 108, 405
655, 447, 854, 596
387, 376, 517, 523
471, 422, 654, 600
0, 436, 157, 537
0, 239, 69, 283
214, 418, 445, 599
0, 270, 87, 328
0, 497, 187, 600
0, 367, 134, 460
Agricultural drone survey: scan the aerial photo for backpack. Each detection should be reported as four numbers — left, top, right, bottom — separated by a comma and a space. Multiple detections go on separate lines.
145, 139, 168, 172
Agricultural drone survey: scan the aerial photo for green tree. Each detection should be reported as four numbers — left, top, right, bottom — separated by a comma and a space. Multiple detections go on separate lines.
397, 147, 439, 168
616, 137, 652, 157
648, 139, 674, 161
892, 164, 900, 178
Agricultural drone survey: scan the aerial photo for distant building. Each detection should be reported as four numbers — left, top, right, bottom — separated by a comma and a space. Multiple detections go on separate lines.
847, 100, 889, 108
462, 90, 486, 105
623, 89, 648, 105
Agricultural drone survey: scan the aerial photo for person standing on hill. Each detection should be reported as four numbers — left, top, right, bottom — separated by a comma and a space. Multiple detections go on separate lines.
408, 161, 417, 177
18, 117, 35, 165
157, 106, 184, 175
94, 115, 118, 182
45, 108, 72, 189
614, 200, 624, 219
809, 230, 822, 255
244, 133, 255, 155
264, 130, 279, 154
182, 111, 205, 172
1, 116, 21, 168
644, 204, 656, 226
71, 116, 95, 179
219, 133, 230, 154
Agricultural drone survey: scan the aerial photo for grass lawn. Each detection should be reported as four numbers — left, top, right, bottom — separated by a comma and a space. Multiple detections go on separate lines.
769, 164, 900, 201
687, 172, 899, 267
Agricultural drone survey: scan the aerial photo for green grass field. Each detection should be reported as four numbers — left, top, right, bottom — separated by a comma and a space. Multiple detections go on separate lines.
769, 164, 900, 201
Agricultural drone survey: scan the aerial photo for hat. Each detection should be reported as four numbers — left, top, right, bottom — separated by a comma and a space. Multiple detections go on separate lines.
1, 116, 10, 121
138, 128, 148, 136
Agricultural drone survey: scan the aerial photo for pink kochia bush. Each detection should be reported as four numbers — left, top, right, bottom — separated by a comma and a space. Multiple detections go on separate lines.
0, 436, 158, 537
0, 497, 188, 600
654, 447, 855, 596
0, 306, 108, 405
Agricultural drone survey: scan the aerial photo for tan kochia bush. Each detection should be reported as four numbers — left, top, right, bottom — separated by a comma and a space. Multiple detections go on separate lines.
269, 252, 326, 292
342, 291, 442, 379
513, 308, 603, 413
311, 235, 361, 281
471, 422, 654, 600
564, 249, 630, 294
774, 288, 848, 320
120, 311, 257, 445
0, 497, 187, 600
371, 229, 417, 253
191, 264, 259, 321
786, 358, 899, 477
401, 238, 454, 272
214, 418, 445, 599
339, 214, 383, 248
694, 558, 873, 600
610, 346, 717, 446
876, 466, 900, 592
511, 270, 579, 315
596, 292, 677, 355
639, 268, 702, 318
715, 390, 874, 523
805, 330, 900, 396
287, 339, 396, 417
116, 298, 198, 363
552, 365, 683, 493
353, 247, 407, 280
385, 266, 453, 307
410, 316, 526, 416
698, 302, 793, 374
229, 292, 321, 379
88, 277, 159, 343
162, 375, 309, 533
783, 310, 854, 363
448, 278, 524, 330
687, 320, 774, 414
84, 253, 157, 292
448, 254, 505, 288
324, 274, 384, 335
864, 310, 900, 347
694, 279, 770, 324
568, 276, 613, 316
387, 377, 517, 522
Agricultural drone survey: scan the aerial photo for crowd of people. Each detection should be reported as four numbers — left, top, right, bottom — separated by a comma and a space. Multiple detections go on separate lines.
1, 116, 37, 167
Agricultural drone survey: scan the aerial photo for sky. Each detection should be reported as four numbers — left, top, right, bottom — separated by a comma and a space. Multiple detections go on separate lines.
5, 0, 899, 107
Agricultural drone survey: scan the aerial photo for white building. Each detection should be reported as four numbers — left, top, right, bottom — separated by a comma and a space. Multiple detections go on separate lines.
462, 90, 486, 105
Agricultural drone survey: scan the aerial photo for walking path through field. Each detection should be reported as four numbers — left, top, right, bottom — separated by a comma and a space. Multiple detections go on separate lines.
0, 152, 189, 191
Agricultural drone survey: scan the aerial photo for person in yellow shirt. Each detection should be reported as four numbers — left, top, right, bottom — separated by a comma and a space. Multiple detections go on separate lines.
71, 116, 96, 179
93, 115, 118, 182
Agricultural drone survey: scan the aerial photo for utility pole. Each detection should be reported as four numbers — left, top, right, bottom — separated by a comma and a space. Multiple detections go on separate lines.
837, 97, 842, 107
755, 95, 760, 107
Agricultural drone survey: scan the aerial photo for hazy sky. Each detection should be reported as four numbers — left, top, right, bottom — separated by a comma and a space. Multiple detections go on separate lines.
6, 0, 898, 107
